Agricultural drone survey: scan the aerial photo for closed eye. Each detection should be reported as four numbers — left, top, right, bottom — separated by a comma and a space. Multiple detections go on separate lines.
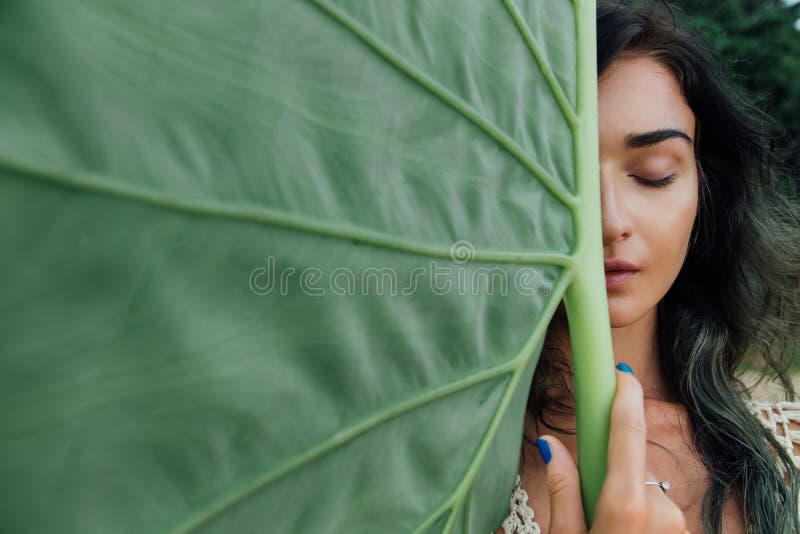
631, 173, 676, 188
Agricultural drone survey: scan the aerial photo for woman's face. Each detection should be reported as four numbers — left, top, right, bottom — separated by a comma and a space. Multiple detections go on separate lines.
598, 54, 699, 327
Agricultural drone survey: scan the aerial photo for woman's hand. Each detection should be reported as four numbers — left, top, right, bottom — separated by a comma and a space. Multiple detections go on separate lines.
537, 364, 689, 533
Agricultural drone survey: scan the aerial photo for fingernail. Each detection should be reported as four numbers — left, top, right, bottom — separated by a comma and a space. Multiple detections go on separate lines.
535, 437, 552, 464
616, 362, 634, 375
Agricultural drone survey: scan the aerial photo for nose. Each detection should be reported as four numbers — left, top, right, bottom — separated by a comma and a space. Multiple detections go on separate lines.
600, 171, 633, 246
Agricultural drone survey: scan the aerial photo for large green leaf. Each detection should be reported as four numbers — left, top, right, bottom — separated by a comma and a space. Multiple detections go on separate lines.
0, 1, 614, 532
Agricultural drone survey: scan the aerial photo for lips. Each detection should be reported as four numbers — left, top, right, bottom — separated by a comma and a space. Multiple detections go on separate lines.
604, 258, 638, 272
604, 258, 639, 290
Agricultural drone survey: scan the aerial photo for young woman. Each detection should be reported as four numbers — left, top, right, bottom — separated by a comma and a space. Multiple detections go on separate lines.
496, 3, 800, 533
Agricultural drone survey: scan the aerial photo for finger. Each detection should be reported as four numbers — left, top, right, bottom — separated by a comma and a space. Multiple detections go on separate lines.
537, 435, 587, 534
604, 366, 647, 498
644, 489, 688, 534
643, 470, 688, 534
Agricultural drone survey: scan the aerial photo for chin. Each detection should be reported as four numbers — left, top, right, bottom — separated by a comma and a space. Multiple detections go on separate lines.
607, 299, 647, 328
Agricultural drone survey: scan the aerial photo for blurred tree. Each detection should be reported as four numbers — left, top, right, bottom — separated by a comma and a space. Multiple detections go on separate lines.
671, 0, 800, 192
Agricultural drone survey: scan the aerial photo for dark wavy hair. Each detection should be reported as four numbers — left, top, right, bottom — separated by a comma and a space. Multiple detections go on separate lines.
522, 2, 800, 533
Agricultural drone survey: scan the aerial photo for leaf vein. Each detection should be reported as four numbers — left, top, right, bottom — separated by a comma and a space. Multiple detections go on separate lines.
172, 358, 520, 533
412, 269, 573, 534
501, 0, 578, 131
308, 0, 577, 211
0, 156, 574, 268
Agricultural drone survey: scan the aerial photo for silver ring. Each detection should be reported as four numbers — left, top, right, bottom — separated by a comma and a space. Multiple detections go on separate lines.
645, 480, 671, 494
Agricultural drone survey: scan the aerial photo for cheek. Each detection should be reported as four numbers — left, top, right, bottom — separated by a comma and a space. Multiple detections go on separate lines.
634, 184, 698, 275
607, 179, 697, 325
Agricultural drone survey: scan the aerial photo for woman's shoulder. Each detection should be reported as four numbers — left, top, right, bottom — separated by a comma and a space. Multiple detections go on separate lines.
742, 398, 800, 468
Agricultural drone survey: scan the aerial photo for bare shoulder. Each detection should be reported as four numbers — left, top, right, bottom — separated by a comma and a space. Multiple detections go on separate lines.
744, 399, 800, 466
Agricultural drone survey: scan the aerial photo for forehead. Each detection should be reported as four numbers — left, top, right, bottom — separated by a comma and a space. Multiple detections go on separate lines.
598, 55, 695, 149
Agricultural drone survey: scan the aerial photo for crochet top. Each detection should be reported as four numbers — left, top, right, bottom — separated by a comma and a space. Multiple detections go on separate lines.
498, 400, 800, 534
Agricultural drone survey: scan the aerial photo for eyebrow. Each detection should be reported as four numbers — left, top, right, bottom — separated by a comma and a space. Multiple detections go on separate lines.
624, 129, 693, 149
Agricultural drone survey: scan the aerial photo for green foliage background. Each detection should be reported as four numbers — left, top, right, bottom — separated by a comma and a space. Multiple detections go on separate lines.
675, 0, 800, 184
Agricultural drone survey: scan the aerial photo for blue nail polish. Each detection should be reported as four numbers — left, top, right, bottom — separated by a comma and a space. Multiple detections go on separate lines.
616, 362, 634, 375
535, 438, 552, 464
